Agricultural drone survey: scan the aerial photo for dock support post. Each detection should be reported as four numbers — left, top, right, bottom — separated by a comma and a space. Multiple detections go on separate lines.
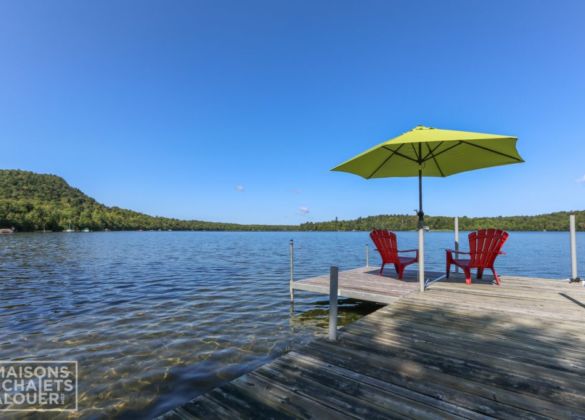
290, 239, 295, 301
454, 216, 459, 273
365, 244, 369, 268
569, 215, 581, 282
329, 266, 338, 341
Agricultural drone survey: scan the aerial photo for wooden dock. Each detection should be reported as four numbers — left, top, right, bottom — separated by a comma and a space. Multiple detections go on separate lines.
160, 269, 585, 419
291, 266, 423, 304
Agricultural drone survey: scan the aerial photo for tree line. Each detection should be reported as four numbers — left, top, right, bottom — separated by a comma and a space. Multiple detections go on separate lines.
299, 213, 585, 232
1, 170, 583, 232
0, 170, 293, 231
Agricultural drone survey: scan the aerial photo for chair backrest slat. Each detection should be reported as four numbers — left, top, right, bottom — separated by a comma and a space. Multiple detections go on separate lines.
370, 230, 399, 263
469, 229, 509, 267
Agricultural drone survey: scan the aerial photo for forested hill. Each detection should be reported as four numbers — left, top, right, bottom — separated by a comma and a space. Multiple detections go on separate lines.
299, 212, 585, 232
0, 170, 583, 232
0, 170, 293, 231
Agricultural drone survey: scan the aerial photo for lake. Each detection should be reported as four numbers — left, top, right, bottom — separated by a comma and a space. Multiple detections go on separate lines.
0, 231, 583, 418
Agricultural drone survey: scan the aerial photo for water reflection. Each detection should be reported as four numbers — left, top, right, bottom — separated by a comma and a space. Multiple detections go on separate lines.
0, 231, 581, 418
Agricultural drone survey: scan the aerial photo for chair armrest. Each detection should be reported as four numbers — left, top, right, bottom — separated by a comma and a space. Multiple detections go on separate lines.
398, 249, 419, 260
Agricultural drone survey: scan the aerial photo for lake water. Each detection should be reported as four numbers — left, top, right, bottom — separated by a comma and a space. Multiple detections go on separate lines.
1, 231, 583, 418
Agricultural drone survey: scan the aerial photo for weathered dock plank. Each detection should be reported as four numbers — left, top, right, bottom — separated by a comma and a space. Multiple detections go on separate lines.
291, 267, 424, 304
160, 269, 585, 419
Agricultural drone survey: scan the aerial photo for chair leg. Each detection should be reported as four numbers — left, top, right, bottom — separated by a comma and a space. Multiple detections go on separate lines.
477, 268, 484, 279
379, 263, 385, 276
491, 267, 501, 286
396, 264, 404, 280
463, 267, 472, 285
446, 260, 451, 279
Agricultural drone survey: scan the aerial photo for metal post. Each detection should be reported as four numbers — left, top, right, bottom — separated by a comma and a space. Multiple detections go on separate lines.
454, 216, 460, 274
329, 266, 338, 341
418, 227, 425, 292
417, 167, 425, 292
418, 169, 423, 227
365, 244, 369, 268
289, 239, 295, 301
569, 215, 580, 282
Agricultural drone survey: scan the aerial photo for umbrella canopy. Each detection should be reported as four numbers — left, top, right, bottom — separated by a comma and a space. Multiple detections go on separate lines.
332, 125, 524, 291
332, 125, 523, 179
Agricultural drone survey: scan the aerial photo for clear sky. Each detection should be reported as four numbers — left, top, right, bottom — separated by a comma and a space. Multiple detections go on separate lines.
1, 0, 584, 225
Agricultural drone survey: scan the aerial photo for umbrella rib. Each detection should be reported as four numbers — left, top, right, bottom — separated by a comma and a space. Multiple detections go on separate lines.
422, 141, 444, 161
429, 141, 463, 159
425, 143, 445, 177
381, 146, 418, 163
368, 144, 405, 178
410, 144, 420, 162
460, 141, 523, 162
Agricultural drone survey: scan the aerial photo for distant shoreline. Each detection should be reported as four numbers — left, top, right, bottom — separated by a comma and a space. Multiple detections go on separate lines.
4, 229, 579, 234
1, 170, 584, 233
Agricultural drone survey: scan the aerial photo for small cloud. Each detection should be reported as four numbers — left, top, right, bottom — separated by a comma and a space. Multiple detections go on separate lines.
291, 188, 302, 195
298, 206, 310, 215
577, 175, 585, 183
235, 185, 245, 192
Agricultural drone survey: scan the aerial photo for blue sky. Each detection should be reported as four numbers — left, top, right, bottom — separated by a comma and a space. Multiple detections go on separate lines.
1, 0, 584, 225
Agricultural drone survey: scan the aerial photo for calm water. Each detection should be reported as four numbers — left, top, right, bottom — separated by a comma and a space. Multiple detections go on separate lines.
1, 231, 583, 418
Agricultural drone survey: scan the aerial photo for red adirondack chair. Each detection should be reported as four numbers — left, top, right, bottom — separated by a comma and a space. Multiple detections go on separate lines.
370, 230, 418, 279
446, 229, 509, 285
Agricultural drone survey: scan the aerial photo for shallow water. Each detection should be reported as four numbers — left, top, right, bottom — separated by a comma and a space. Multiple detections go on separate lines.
0, 231, 583, 418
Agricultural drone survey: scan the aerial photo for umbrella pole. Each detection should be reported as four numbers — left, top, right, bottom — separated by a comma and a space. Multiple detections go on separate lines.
418, 169, 425, 292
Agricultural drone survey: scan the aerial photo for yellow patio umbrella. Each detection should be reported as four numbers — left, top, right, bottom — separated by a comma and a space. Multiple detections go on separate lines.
332, 125, 524, 291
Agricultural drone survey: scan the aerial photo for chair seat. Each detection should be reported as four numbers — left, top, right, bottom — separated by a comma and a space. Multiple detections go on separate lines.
398, 256, 417, 265
452, 258, 471, 268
